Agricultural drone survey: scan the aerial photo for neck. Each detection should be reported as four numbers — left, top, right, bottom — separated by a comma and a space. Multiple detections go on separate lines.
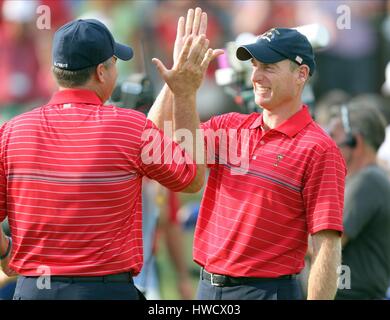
262, 100, 303, 130
347, 151, 377, 177
58, 84, 105, 103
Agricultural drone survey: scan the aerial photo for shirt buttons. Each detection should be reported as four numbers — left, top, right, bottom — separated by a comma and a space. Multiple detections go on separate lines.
260, 140, 265, 145
252, 156, 257, 160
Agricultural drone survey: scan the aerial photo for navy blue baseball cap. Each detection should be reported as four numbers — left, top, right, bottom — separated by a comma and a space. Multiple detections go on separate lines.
52, 19, 133, 70
236, 28, 316, 76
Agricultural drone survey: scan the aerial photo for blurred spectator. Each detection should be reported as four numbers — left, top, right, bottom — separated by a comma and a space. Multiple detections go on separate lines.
133, 179, 161, 299
138, 0, 232, 121
327, 99, 390, 299
314, 89, 351, 127
232, 0, 298, 36
0, 0, 51, 122
75, 0, 149, 80
298, 0, 385, 97
349, 94, 390, 174
134, 180, 194, 300
380, 65, 390, 173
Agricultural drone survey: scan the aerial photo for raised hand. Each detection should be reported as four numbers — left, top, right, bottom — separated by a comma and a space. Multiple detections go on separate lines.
153, 35, 212, 95
153, 8, 224, 97
173, 7, 207, 65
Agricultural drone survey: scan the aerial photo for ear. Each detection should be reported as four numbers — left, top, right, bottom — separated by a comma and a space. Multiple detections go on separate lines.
297, 65, 309, 85
354, 133, 365, 151
95, 63, 106, 83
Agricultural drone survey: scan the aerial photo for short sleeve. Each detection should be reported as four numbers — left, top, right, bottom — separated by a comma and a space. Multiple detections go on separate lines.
303, 146, 346, 235
136, 119, 196, 192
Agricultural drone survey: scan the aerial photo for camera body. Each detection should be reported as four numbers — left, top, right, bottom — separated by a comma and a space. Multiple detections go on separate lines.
110, 73, 155, 115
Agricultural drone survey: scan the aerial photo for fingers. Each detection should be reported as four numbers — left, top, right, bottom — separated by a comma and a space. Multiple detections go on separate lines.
192, 7, 202, 36
199, 12, 207, 35
212, 49, 225, 60
200, 48, 213, 72
185, 8, 194, 37
176, 16, 185, 42
195, 38, 209, 66
200, 48, 224, 71
152, 58, 169, 78
176, 35, 194, 67
187, 35, 206, 65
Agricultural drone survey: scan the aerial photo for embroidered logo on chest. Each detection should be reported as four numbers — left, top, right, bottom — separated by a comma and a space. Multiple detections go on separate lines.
273, 154, 284, 167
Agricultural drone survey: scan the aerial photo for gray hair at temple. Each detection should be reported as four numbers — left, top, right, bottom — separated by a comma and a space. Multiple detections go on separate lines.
333, 96, 388, 152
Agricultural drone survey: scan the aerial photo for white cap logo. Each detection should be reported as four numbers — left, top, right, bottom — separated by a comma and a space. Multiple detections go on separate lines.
54, 62, 68, 68
258, 28, 280, 43
295, 56, 303, 64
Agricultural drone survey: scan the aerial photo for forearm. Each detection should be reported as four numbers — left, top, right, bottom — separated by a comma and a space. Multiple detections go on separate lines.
173, 94, 205, 192
147, 84, 173, 130
307, 236, 341, 300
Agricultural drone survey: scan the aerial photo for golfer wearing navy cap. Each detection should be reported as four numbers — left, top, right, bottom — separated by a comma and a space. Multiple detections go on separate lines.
0, 17, 217, 299
149, 9, 347, 300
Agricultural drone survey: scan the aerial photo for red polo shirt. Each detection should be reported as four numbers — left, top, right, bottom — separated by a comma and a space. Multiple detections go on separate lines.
195, 106, 346, 278
0, 89, 196, 276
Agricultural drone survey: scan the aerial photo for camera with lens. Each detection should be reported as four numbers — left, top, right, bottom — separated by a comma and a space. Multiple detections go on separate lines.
110, 73, 155, 115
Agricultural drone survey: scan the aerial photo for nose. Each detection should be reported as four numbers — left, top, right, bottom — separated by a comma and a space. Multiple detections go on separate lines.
251, 66, 264, 82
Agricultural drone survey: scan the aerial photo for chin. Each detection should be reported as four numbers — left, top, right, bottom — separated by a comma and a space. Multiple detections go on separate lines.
255, 99, 270, 110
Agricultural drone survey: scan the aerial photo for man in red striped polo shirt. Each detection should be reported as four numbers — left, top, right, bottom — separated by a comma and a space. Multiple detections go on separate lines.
0, 18, 218, 299
148, 9, 346, 300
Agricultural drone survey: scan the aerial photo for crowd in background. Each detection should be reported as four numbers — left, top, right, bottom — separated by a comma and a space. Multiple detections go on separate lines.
2, 0, 390, 123
1, 0, 390, 300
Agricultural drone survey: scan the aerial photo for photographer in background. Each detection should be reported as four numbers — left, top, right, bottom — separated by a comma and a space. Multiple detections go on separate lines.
327, 100, 390, 300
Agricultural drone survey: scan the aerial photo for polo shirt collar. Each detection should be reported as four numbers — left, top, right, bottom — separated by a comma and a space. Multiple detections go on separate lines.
47, 89, 103, 105
249, 105, 313, 138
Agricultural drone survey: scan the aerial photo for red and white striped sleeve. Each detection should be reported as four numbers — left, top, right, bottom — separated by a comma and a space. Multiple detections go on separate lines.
303, 145, 346, 235
136, 118, 196, 192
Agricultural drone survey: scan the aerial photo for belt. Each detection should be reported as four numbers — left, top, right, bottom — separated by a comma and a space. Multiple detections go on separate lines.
201, 268, 295, 287
25, 272, 133, 283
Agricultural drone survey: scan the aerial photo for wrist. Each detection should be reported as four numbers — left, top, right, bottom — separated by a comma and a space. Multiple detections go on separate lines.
173, 92, 196, 101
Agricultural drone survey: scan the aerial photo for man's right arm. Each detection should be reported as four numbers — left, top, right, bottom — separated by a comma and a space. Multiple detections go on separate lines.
147, 84, 173, 131
148, 8, 206, 131
142, 35, 215, 193
148, 9, 223, 193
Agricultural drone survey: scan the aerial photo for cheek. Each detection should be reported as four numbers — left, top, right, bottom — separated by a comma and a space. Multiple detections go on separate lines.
250, 70, 257, 83
278, 75, 295, 95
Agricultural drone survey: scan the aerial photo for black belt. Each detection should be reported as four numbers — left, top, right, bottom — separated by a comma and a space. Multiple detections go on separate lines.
201, 268, 295, 287
26, 272, 133, 283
